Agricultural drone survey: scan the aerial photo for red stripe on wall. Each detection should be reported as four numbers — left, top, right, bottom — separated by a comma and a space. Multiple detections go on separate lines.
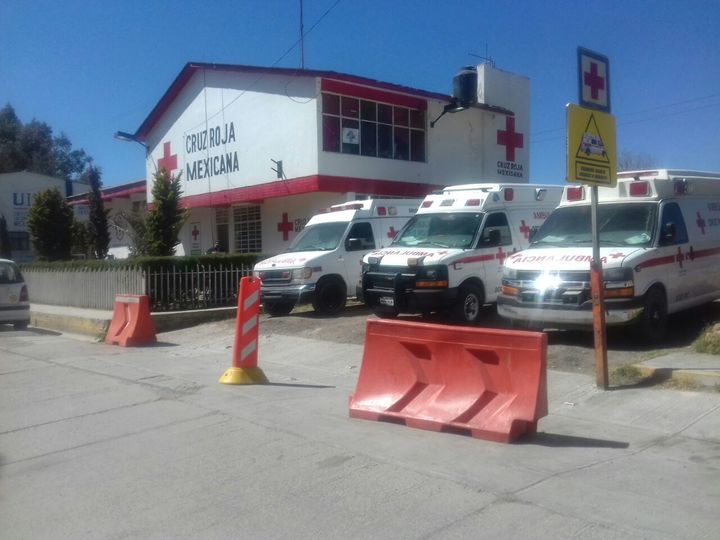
179, 175, 442, 208
321, 79, 427, 110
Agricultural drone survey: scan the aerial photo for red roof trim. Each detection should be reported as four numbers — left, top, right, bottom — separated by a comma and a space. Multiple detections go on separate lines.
134, 63, 453, 141
179, 175, 441, 209
321, 79, 427, 110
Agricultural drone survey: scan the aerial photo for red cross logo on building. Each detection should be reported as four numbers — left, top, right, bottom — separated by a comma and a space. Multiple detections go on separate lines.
519, 220, 531, 240
157, 142, 178, 173
495, 246, 508, 263
697, 211, 706, 235
497, 117, 524, 162
277, 213, 293, 241
387, 226, 398, 239
191, 225, 200, 241
676, 247, 685, 268
584, 62, 605, 100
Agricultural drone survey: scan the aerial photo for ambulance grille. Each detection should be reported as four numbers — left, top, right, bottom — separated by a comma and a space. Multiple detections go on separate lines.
516, 270, 591, 282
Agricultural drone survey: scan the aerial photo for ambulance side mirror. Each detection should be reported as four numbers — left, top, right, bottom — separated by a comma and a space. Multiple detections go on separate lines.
528, 227, 539, 242
346, 238, 363, 251
660, 222, 677, 246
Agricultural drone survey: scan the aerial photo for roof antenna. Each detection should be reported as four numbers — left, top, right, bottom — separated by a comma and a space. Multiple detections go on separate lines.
469, 43, 495, 67
300, 0, 305, 69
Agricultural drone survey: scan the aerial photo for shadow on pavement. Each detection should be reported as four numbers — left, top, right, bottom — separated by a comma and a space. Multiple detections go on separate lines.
522, 432, 629, 448
0, 326, 61, 336
266, 382, 335, 389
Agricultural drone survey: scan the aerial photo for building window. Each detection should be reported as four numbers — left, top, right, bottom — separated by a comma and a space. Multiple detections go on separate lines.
322, 92, 426, 162
233, 205, 262, 253
8, 231, 30, 252
131, 200, 147, 215
216, 208, 229, 252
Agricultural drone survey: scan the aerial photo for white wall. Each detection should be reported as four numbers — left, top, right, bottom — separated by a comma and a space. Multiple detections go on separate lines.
0, 172, 66, 262
144, 69, 320, 202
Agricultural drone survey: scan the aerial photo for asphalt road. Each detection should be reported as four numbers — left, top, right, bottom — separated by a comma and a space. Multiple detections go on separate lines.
257, 301, 720, 378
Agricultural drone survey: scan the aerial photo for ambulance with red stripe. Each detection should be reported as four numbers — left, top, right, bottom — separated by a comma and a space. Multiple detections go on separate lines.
359, 184, 563, 322
498, 170, 720, 342
253, 199, 421, 316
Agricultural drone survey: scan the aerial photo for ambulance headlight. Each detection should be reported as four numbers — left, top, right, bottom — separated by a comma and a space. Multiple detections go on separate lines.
291, 267, 313, 280
415, 265, 448, 288
603, 267, 633, 283
603, 267, 635, 298
503, 267, 517, 280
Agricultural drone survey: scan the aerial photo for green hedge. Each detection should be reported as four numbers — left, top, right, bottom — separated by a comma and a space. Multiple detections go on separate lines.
19, 253, 263, 271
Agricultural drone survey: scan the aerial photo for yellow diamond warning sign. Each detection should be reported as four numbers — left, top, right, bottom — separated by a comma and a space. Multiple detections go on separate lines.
566, 103, 617, 187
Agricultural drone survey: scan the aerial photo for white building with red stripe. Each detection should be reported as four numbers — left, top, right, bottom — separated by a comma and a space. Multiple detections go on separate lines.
124, 62, 530, 256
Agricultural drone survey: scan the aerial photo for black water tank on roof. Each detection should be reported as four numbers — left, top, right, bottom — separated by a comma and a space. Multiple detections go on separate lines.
453, 66, 478, 107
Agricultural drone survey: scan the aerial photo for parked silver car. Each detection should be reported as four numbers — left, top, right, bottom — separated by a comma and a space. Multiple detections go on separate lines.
0, 259, 30, 330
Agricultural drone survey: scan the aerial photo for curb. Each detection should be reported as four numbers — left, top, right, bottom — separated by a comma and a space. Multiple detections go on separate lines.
31, 307, 237, 339
30, 311, 109, 340
633, 364, 720, 389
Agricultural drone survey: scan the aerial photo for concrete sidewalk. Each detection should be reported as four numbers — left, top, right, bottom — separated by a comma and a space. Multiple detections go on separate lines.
1, 325, 719, 539
27, 302, 720, 390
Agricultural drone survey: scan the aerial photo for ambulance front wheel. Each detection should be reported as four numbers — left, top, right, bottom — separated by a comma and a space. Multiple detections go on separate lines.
453, 283, 485, 324
312, 277, 347, 316
263, 300, 295, 317
637, 287, 668, 343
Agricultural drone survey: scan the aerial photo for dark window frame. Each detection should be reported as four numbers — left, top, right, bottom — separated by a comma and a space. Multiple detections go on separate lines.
322, 92, 426, 163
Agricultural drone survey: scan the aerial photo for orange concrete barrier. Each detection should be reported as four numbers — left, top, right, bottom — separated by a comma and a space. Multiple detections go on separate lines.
105, 294, 157, 347
219, 276, 268, 385
349, 319, 547, 443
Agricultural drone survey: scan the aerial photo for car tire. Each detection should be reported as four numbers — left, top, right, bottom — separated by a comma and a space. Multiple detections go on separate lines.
263, 301, 295, 317
312, 277, 347, 316
637, 287, 668, 343
14, 321, 29, 330
453, 283, 484, 324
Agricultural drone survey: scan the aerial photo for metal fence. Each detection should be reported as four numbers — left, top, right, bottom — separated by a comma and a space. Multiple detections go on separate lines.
146, 264, 252, 311
23, 264, 253, 311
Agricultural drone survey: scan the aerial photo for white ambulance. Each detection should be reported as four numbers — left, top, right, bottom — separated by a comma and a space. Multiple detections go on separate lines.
498, 170, 720, 342
359, 183, 563, 322
253, 199, 422, 316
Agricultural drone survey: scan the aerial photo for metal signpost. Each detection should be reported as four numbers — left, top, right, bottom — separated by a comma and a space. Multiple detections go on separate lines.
567, 48, 617, 389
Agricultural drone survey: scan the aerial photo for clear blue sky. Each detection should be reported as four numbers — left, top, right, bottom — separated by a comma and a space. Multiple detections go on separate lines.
2, 0, 719, 188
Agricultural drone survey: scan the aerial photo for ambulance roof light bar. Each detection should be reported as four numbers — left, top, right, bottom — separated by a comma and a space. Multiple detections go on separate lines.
566, 186, 585, 201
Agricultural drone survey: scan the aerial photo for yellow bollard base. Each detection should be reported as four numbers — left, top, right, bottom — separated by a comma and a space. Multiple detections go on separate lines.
218, 366, 269, 385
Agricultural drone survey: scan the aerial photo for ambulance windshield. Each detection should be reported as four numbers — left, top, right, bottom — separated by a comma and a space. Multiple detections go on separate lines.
531, 203, 657, 248
287, 222, 348, 252
393, 213, 483, 249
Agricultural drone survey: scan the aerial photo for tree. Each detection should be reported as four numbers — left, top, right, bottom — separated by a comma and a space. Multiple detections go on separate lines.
121, 169, 187, 257
0, 103, 93, 182
71, 220, 91, 258
83, 166, 110, 259
0, 214, 11, 259
0, 104, 25, 172
618, 151, 657, 172
145, 168, 187, 256
26, 188, 74, 261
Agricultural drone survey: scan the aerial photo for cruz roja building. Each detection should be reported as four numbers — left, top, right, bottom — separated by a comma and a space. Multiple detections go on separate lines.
117, 61, 531, 256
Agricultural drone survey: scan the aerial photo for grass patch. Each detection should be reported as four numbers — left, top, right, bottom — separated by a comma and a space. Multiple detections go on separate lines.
692, 324, 720, 355
610, 364, 646, 386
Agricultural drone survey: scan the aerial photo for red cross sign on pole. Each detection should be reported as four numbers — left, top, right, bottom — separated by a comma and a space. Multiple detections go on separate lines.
578, 47, 611, 113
